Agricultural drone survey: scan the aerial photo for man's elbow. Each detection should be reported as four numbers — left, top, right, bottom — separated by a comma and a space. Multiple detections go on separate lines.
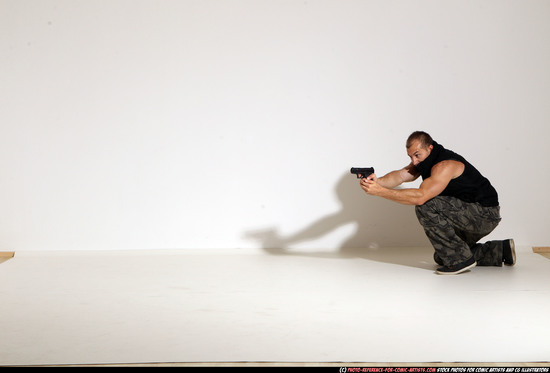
413, 193, 434, 206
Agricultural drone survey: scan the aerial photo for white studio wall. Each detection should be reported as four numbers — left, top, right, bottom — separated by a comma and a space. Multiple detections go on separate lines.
2, 0, 549, 251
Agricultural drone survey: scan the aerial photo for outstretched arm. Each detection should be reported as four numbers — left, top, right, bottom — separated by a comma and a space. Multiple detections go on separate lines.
373, 163, 420, 189
361, 160, 464, 206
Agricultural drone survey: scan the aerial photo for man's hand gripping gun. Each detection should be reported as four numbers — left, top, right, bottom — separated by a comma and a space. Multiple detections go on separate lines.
350, 167, 375, 179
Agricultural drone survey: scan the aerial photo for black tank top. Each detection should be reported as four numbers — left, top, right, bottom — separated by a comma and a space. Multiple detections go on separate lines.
415, 141, 499, 207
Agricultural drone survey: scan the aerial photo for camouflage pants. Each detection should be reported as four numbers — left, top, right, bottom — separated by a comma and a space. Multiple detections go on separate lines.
415, 196, 503, 267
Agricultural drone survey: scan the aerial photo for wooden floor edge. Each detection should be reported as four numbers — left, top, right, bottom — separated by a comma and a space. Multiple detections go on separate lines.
0, 252, 15, 258
6, 362, 550, 368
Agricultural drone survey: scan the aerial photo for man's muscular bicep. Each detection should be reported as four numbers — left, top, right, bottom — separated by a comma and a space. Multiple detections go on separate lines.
417, 176, 451, 203
417, 161, 464, 204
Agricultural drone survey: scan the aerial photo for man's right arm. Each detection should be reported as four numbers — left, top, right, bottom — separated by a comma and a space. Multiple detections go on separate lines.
375, 163, 420, 189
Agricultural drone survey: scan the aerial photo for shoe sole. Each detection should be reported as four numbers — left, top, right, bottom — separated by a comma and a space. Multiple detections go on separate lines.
436, 261, 477, 275
505, 238, 516, 266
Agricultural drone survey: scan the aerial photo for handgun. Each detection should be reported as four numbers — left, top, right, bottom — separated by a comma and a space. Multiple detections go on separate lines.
350, 167, 375, 179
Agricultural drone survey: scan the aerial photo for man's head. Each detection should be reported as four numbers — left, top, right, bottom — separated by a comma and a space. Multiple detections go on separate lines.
406, 131, 434, 166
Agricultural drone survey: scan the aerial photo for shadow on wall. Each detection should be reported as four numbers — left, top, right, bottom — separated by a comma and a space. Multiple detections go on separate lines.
244, 172, 434, 270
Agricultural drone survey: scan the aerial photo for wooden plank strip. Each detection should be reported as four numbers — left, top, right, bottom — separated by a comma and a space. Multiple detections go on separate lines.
532, 246, 550, 253
0, 251, 15, 258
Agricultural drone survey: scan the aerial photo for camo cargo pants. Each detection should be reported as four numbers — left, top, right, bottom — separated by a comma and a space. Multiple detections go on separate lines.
415, 196, 503, 267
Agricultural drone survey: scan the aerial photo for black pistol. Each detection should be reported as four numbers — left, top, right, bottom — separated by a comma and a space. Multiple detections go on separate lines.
350, 167, 375, 179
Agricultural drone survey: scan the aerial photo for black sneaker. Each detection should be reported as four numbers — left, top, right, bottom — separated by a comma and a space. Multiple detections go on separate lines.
436, 256, 476, 275
503, 239, 516, 266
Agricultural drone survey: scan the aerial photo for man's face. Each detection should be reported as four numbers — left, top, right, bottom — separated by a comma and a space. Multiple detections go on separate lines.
407, 140, 433, 166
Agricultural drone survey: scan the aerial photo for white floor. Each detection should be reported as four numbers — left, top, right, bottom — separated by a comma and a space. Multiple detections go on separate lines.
0, 246, 549, 366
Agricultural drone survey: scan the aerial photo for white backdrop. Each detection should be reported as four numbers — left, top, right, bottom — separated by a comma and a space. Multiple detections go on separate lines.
2, 0, 549, 251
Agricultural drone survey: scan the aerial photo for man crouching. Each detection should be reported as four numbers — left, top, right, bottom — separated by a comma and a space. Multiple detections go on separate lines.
360, 131, 515, 275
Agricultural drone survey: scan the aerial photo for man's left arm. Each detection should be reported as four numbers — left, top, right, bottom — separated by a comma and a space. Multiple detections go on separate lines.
360, 160, 464, 206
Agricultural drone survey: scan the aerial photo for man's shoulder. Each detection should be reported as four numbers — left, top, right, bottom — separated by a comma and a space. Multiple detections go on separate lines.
431, 159, 465, 179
